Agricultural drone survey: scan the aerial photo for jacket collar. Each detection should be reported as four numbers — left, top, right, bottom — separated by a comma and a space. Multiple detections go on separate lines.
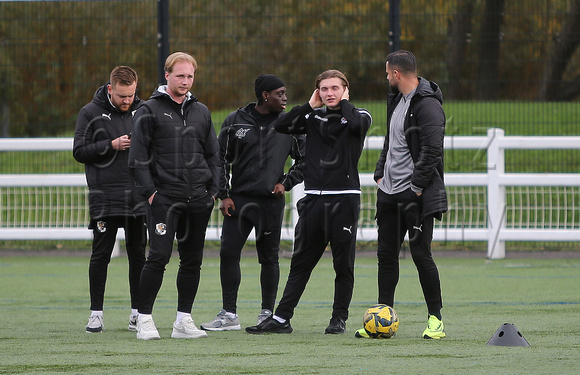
154, 85, 195, 104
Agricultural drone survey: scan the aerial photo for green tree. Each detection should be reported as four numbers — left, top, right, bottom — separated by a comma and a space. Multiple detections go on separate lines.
538, 0, 580, 100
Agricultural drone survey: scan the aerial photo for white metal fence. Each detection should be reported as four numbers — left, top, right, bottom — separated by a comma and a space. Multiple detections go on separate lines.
1, 128, 579, 259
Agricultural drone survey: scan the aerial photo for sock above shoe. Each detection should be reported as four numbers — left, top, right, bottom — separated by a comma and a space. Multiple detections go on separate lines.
272, 315, 286, 324
138, 313, 152, 322
176, 311, 191, 324
200, 310, 241, 331
172, 316, 208, 338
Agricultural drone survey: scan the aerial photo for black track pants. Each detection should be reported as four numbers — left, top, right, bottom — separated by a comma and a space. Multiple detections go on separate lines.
275, 194, 360, 321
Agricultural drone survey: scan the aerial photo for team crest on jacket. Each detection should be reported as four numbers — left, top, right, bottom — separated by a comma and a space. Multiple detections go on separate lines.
96, 221, 107, 233
155, 223, 167, 236
235, 128, 250, 139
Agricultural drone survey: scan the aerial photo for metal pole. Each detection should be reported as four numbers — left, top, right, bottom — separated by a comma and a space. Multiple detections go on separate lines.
157, 0, 170, 85
389, 0, 400, 53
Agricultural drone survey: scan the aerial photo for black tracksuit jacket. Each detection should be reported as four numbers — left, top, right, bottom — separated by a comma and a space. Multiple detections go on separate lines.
218, 103, 305, 199
275, 99, 372, 193
73, 84, 144, 219
128, 87, 220, 202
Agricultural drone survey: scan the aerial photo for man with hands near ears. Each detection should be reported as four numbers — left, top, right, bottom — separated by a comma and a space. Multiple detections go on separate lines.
246, 69, 372, 335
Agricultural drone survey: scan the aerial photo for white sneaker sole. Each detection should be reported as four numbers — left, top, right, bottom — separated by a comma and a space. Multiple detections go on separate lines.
171, 329, 208, 338
200, 324, 241, 331
137, 331, 161, 340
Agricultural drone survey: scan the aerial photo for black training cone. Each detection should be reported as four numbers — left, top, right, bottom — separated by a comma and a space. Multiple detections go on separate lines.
487, 323, 530, 347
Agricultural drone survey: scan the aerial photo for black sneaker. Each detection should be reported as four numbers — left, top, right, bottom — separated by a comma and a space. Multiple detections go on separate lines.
325, 317, 346, 334
245, 316, 293, 334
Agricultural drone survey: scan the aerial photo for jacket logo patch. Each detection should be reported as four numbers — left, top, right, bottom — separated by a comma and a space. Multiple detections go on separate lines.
235, 128, 250, 139
155, 223, 167, 236
163, 112, 173, 119
102, 113, 112, 120
341, 117, 347, 125
97, 221, 107, 233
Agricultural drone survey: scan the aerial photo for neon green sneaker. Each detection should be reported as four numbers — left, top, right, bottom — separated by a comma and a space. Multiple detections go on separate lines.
354, 328, 370, 338
422, 315, 446, 339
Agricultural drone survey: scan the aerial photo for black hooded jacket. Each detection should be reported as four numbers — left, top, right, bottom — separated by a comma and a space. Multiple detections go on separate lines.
128, 86, 220, 202
73, 84, 144, 219
374, 77, 448, 219
218, 103, 305, 199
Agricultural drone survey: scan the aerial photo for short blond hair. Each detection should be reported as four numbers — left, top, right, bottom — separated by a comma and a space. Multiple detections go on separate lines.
164, 52, 198, 73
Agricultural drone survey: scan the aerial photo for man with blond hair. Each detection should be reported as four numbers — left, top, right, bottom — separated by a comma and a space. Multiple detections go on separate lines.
129, 52, 220, 340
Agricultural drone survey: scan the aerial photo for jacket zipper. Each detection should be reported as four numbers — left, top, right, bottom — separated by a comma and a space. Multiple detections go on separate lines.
182, 105, 194, 202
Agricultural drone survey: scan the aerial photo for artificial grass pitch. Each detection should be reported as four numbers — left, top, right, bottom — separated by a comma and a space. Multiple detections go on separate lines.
0, 254, 578, 374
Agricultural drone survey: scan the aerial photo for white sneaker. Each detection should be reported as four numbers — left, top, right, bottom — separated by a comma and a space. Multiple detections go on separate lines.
200, 309, 241, 331
128, 314, 138, 331
171, 316, 208, 338
86, 315, 104, 333
136, 316, 161, 340
257, 309, 273, 325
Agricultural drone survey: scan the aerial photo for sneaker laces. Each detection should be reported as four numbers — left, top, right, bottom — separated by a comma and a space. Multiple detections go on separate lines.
212, 309, 234, 324
180, 316, 199, 330
427, 315, 443, 331
140, 318, 157, 332
88, 315, 103, 327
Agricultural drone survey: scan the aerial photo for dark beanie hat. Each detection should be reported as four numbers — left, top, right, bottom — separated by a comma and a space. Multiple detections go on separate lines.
254, 74, 285, 99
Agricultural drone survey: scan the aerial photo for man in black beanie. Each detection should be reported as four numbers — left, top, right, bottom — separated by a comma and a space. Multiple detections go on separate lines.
254, 74, 286, 99
201, 74, 305, 331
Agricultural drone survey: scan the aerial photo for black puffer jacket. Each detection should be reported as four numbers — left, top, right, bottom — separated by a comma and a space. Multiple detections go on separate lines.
374, 77, 448, 219
73, 84, 144, 219
218, 103, 305, 199
128, 86, 220, 202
